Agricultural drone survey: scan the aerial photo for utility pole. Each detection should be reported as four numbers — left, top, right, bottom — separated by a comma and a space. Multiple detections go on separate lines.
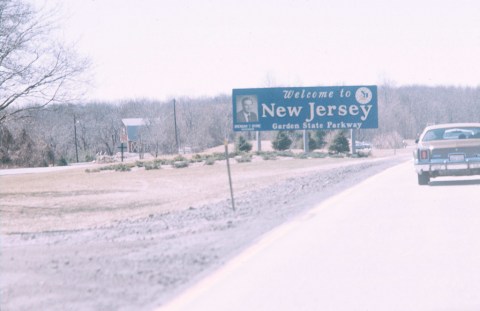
73, 114, 79, 163
173, 98, 179, 153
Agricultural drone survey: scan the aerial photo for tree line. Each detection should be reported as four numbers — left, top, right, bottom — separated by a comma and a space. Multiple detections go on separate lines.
0, 96, 234, 166
1, 85, 480, 167
2, 1, 480, 168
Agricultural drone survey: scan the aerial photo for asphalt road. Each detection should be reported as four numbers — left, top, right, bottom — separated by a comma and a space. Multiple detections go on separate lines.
159, 161, 480, 311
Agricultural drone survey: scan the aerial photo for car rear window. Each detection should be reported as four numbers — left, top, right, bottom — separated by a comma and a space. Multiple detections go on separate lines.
422, 127, 480, 141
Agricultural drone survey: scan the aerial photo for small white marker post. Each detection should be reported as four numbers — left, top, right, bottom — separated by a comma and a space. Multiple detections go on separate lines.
224, 139, 236, 211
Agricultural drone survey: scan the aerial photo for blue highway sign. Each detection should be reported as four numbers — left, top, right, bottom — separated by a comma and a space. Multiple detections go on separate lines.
233, 85, 378, 131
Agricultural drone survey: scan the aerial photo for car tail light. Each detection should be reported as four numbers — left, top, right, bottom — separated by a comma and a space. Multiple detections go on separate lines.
419, 149, 429, 160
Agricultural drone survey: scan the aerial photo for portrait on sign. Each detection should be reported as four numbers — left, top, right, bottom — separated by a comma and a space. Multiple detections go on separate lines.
236, 95, 258, 123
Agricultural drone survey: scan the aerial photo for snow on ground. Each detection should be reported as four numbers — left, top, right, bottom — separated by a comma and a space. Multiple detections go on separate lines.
0, 151, 410, 310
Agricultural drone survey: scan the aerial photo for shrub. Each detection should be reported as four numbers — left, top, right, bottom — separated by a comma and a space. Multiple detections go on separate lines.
299, 131, 325, 151
236, 135, 252, 152
314, 130, 327, 149
114, 164, 131, 171
99, 163, 133, 171
0, 153, 11, 164
275, 150, 295, 157
204, 157, 215, 165
154, 158, 170, 165
308, 132, 318, 151
295, 152, 309, 159
144, 162, 161, 170
172, 161, 189, 168
235, 153, 252, 163
212, 152, 226, 161
192, 154, 204, 162
57, 156, 68, 166
262, 153, 277, 160
135, 161, 144, 167
309, 152, 327, 158
272, 131, 292, 151
329, 131, 350, 154
357, 149, 371, 157
85, 168, 100, 173
173, 155, 187, 162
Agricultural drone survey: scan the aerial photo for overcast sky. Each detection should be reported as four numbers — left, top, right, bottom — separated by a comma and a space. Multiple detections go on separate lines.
36, 0, 480, 102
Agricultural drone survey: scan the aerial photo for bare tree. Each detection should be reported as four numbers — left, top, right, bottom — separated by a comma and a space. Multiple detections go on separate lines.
0, 0, 89, 123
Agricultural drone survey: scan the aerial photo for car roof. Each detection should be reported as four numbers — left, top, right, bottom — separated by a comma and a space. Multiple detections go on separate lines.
423, 123, 480, 131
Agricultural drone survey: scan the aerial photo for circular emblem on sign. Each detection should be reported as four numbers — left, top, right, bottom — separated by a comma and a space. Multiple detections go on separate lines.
355, 87, 373, 104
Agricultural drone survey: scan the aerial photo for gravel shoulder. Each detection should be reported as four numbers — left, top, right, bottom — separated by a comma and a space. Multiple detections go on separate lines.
1, 152, 411, 311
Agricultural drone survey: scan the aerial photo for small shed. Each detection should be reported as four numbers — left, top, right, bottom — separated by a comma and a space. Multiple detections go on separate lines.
121, 118, 147, 153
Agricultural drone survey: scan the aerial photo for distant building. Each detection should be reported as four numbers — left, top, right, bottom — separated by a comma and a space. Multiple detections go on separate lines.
121, 118, 148, 153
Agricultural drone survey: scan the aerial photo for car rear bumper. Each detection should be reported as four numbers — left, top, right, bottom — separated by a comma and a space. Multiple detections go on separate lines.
415, 160, 480, 176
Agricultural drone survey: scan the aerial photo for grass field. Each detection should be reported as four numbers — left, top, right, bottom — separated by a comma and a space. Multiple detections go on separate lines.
0, 148, 408, 234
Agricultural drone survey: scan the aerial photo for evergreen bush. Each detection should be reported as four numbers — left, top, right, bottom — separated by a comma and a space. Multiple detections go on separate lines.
236, 135, 252, 152
272, 131, 292, 151
329, 131, 350, 154
57, 156, 68, 166
308, 132, 317, 150
314, 130, 327, 149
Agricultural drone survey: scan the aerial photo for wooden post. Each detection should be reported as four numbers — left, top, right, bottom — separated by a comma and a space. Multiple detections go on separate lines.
224, 140, 235, 211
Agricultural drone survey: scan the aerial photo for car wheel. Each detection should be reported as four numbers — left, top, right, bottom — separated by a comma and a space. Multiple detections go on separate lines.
417, 173, 430, 185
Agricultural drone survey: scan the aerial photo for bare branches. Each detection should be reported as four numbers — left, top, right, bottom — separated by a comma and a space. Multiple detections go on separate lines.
0, 0, 89, 123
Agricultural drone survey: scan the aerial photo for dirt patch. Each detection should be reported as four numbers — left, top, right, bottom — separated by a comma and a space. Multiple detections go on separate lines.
0, 152, 410, 311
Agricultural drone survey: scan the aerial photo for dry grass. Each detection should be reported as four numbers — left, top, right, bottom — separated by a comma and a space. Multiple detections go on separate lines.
0, 148, 408, 234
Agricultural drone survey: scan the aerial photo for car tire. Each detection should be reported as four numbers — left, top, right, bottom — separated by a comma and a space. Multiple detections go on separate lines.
417, 173, 430, 185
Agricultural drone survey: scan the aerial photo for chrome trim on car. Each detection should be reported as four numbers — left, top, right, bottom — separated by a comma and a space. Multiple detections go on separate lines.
415, 160, 480, 174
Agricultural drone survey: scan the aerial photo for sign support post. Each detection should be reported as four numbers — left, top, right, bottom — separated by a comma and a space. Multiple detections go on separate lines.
303, 130, 309, 153
256, 131, 261, 152
224, 140, 235, 211
350, 129, 356, 155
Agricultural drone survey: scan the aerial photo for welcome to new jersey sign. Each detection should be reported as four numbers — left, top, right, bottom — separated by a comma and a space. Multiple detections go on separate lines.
233, 85, 378, 132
